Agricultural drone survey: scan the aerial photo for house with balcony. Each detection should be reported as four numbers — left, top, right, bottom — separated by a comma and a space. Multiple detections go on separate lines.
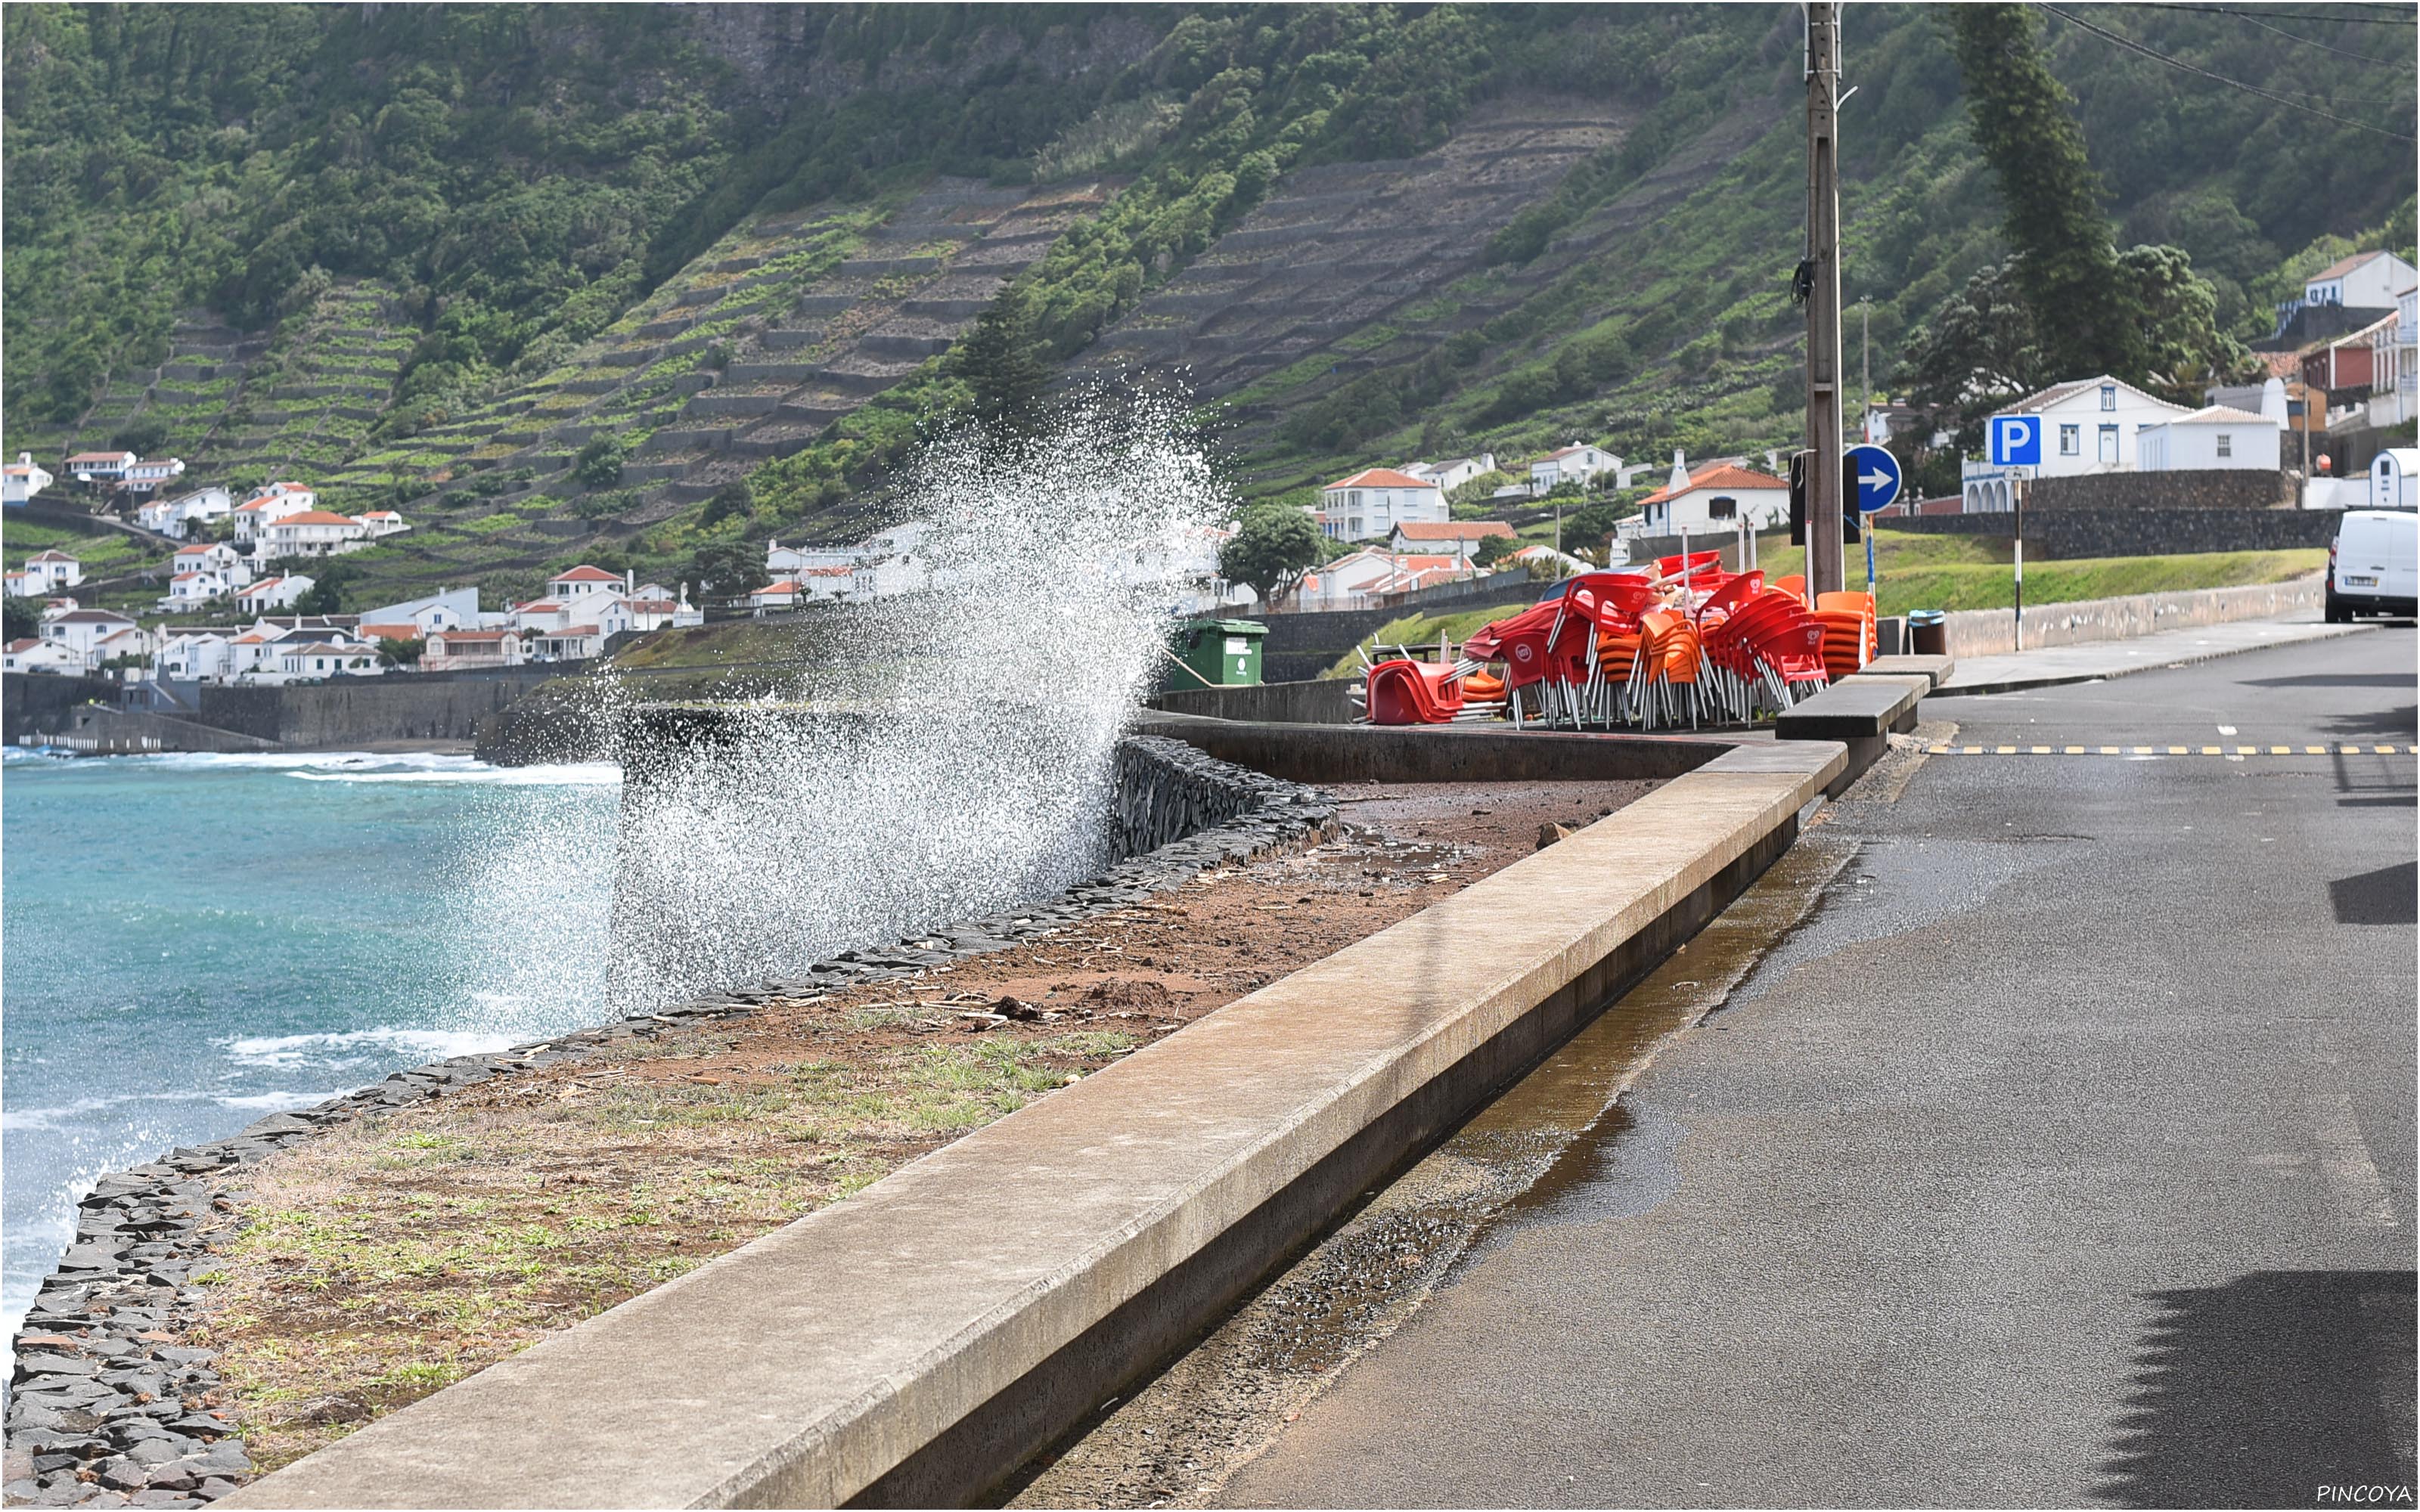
63, 451, 137, 484
230, 483, 320, 541
259, 510, 369, 558
122, 457, 187, 494
1961, 376, 2189, 511
11, 550, 84, 595
1315, 468, 1450, 542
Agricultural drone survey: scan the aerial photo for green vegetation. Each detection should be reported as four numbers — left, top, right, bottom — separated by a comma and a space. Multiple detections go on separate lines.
3, 4, 2409, 604
1218, 501, 1323, 605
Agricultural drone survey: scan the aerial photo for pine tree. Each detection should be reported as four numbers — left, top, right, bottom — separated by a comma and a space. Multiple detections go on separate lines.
1952, 5, 2142, 380
955, 287, 1052, 438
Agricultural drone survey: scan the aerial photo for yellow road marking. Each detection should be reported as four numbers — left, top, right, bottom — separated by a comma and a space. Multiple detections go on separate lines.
2271, 745, 2291, 755
2065, 745, 2086, 754
2031, 745, 2052, 754
1997, 745, 2018, 754
2169, 745, 2189, 754
2133, 745, 2155, 755
2099, 745, 2121, 754
2236, 745, 2258, 755
2307, 745, 2328, 754
2201, 745, 2223, 755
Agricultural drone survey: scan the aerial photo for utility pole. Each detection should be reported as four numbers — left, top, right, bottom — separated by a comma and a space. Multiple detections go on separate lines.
1804, 2, 1846, 598
1860, 299, 1871, 439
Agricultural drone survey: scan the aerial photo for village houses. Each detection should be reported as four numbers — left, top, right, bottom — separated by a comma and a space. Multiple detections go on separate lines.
258, 510, 371, 558
38, 607, 151, 669
1404, 454, 1497, 494
1388, 519, 1515, 564
4, 637, 83, 674
237, 575, 315, 615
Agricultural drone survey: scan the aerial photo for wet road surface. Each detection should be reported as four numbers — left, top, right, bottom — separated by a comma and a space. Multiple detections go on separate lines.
1216, 628, 2416, 1508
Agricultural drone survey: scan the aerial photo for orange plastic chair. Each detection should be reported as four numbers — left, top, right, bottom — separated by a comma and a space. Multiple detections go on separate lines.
1775, 573, 1809, 607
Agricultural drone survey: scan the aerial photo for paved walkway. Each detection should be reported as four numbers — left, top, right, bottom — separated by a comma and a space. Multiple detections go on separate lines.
1221, 629, 2416, 1508
1935, 614, 2375, 696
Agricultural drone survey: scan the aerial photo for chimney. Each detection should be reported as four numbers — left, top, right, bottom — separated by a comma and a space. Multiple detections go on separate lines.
1667, 449, 1689, 497
626, 569, 634, 593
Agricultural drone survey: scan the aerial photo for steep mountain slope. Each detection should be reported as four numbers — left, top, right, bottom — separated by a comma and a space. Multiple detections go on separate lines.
5, 3, 2411, 615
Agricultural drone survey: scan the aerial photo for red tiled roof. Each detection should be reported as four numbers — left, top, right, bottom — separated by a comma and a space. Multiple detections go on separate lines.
65, 451, 132, 465
6, 638, 41, 652
551, 565, 622, 583
757, 581, 802, 594
2310, 250, 2389, 283
1638, 463, 1787, 507
1325, 468, 1441, 491
269, 511, 360, 528
26, 550, 79, 562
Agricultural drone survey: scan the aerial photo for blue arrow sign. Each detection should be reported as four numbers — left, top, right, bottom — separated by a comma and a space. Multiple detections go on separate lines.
1846, 442, 1902, 514
1988, 414, 2042, 467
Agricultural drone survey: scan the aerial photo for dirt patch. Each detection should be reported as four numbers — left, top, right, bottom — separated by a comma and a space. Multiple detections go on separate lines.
193, 778, 1653, 1476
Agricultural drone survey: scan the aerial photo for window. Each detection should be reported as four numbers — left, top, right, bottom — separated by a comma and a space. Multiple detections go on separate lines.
2216, 432, 2232, 458
2099, 426, 2118, 463
2060, 424, 2080, 455
2101, 384, 2116, 411
1708, 496, 1738, 519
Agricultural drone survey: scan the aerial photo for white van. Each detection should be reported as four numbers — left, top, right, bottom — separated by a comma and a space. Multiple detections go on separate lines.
2325, 509, 2418, 621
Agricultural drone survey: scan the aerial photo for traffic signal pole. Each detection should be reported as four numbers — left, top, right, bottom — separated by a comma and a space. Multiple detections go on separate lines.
1804, 2, 1846, 599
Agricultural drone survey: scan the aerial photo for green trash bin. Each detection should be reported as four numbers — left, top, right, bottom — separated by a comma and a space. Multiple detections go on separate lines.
1170, 618, 1267, 687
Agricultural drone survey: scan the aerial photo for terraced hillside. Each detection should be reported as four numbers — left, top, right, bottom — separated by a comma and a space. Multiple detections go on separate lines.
1075, 101, 1621, 409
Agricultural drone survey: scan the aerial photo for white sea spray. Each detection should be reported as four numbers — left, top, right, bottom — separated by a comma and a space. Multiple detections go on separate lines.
607, 392, 1227, 1009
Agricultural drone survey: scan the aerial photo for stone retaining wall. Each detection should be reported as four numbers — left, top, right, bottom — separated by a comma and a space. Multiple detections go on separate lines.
1884, 507, 2336, 559
2, 739, 1334, 1510
1941, 576, 2325, 658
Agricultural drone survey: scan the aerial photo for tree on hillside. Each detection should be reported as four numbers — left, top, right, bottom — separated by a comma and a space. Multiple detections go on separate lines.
2119, 243, 2251, 403
1903, 259, 2045, 446
1953, 5, 2141, 379
686, 541, 766, 596
1218, 503, 1323, 608
955, 287, 1053, 440
4, 596, 39, 643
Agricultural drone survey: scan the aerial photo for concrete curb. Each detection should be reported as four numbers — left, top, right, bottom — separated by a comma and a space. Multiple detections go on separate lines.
222, 739, 1848, 1510
1931, 622, 2374, 698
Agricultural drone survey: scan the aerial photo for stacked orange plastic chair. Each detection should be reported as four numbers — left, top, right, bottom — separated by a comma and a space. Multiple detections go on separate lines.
1812, 590, 1875, 680
1364, 658, 1466, 724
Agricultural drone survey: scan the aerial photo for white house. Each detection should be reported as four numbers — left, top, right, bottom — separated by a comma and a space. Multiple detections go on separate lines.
2301, 249, 2419, 312
4, 637, 82, 674
63, 451, 137, 484
12, 550, 83, 594
156, 627, 238, 681
352, 510, 410, 538
354, 586, 479, 638
39, 609, 147, 666
2136, 405, 2282, 472
238, 575, 315, 614
423, 627, 526, 672
259, 510, 368, 558
122, 457, 187, 494
1628, 458, 1791, 536
1316, 468, 1450, 542
1291, 548, 1473, 611
1962, 376, 2189, 511
767, 540, 862, 577
231, 483, 319, 541
751, 580, 802, 612
137, 486, 234, 538
1405, 454, 1497, 494
545, 564, 628, 597
251, 640, 385, 683
169, 541, 251, 583
1388, 520, 1515, 564
159, 569, 245, 611
1528, 443, 1622, 496
5, 454, 54, 506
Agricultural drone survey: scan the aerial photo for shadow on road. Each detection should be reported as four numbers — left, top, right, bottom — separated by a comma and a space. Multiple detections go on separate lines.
2096, 1269, 2417, 1508
2329, 862, 2418, 925
2239, 673, 2420, 690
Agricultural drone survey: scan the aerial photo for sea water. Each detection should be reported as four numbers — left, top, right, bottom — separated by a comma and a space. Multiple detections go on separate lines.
0, 748, 622, 1344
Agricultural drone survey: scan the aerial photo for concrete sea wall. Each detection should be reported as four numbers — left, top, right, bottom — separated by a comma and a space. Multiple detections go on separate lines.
4, 736, 1336, 1510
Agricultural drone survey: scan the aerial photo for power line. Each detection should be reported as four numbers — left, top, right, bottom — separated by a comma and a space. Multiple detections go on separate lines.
2127, 2, 2416, 23
2037, 2, 2419, 140
2127, 3, 2415, 59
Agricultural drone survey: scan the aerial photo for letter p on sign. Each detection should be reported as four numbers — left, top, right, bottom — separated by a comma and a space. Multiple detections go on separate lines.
1989, 415, 2041, 467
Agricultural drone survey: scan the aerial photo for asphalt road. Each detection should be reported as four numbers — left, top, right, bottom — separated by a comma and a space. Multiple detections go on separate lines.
1220, 628, 2417, 1509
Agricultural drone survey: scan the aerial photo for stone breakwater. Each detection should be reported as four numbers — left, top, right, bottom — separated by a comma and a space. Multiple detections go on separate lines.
4, 736, 1333, 1509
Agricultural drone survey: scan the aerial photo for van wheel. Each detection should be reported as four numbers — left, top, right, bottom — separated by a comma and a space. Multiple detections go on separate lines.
2325, 593, 2350, 624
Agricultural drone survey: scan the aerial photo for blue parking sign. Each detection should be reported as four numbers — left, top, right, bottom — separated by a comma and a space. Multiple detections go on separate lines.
1989, 414, 2042, 466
